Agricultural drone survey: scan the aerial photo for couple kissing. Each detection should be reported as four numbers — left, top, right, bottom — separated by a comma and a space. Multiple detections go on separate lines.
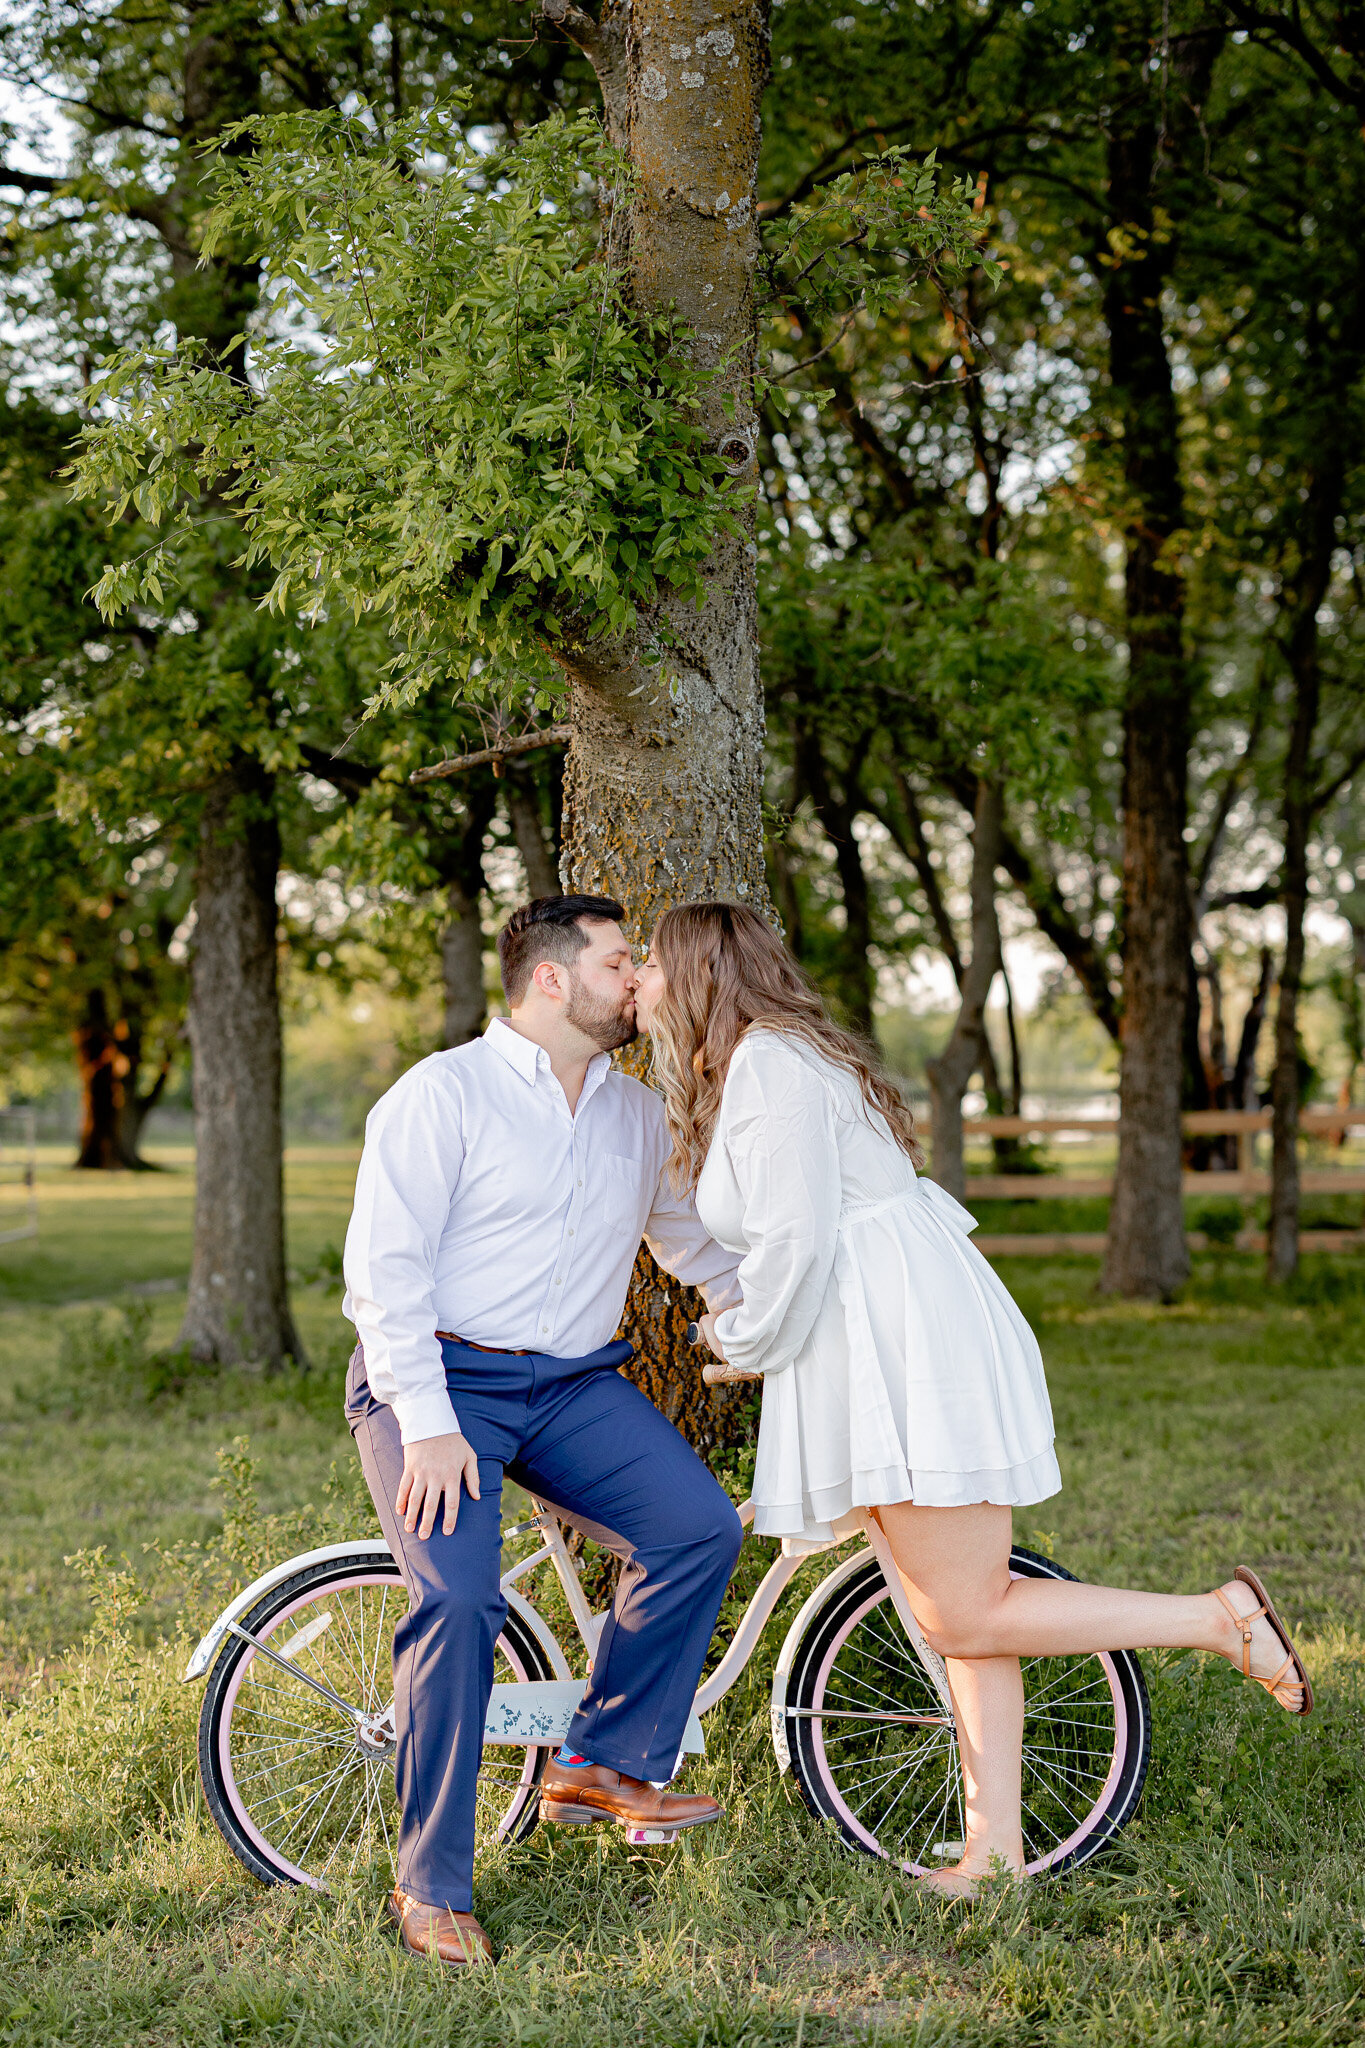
342, 894, 1311, 1967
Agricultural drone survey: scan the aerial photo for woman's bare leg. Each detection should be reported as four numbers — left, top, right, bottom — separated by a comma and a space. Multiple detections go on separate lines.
937, 1653, 1026, 1888
873, 1500, 1304, 1889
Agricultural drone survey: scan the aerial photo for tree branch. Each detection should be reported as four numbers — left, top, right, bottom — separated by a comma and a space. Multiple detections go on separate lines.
410, 725, 573, 785
540, 0, 628, 147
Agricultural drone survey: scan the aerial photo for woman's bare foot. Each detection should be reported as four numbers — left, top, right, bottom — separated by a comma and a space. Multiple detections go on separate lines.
1209, 1580, 1307, 1711
916, 1852, 1026, 1899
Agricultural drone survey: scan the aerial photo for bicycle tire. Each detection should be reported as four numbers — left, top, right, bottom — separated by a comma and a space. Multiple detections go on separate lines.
199, 1550, 558, 1889
780, 1544, 1150, 1877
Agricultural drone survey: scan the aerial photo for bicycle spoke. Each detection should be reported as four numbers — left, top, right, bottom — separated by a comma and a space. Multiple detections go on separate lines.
247, 1751, 360, 1818
1021, 1755, 1087, 1832
877, 1749, 958, 1856
295, 1756, 364, 1869
260, 1756, 364, 1847
368, 1584, 391, 1704
233, 1735, 350, 1787
318, 1595, 369, 1698
844, 1732, 950, 1822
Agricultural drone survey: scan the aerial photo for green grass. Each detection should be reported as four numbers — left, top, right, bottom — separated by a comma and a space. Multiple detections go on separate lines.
3, 1151, 1365, 2043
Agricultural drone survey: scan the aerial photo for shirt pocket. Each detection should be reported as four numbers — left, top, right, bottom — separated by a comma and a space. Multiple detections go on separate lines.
589, 1153, 647, 1242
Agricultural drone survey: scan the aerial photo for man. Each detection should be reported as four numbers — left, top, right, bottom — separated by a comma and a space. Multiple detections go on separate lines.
342, 895, 744, 1968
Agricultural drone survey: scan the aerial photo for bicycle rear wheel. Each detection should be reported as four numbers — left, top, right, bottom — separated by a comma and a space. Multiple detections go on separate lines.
198, 1551, 557, 1888
781, 1546, 1150, 1876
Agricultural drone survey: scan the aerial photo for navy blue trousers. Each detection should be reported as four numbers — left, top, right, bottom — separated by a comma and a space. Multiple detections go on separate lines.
345, 1338, 742, 1912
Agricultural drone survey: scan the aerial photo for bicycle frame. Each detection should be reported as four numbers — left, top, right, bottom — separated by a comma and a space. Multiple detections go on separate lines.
500, 1496, 956, 1736
184, 1496, 955, 1759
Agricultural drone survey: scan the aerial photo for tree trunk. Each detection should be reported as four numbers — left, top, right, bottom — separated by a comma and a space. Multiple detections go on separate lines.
435, 778, 497, 1045
180, 762, 301, 1367
1098, 19, 1213, 1299
1267, 447, 1341, 1279
925, 782, 1004, 1204
545, 0, 770, 1453
120, 1053, 172, 1164
73, 990, 166, 1169
506, 765, 563, 900
888, 771, 1011, 1142
1232, 948, 1273, 1110
441, 877, 488, 1047
795, 726, 875, 1035
73, 989, 130, 1170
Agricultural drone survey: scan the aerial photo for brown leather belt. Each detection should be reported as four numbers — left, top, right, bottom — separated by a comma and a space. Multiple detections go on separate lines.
436, 1331, 534, 1356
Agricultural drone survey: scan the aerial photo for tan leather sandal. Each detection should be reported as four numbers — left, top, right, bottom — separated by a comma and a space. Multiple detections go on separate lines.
1215, 1567, 1313, 1716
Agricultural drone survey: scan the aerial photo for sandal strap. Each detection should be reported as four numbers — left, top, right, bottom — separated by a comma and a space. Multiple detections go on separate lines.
1215, 1586, 1267, 1678
1260, 1653, 1297, 1699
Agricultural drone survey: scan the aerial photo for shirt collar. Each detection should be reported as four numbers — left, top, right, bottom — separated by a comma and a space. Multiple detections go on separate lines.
484, 1017, 612, 1101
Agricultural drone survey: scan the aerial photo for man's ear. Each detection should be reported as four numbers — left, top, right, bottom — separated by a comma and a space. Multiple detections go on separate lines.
530, 959, 564, 1003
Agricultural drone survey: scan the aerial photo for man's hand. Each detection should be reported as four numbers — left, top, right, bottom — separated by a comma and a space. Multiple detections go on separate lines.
396, 1431, 481, 1539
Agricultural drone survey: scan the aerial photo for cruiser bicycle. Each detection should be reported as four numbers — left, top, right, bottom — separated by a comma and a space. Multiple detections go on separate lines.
185, 1500, 1150, 1890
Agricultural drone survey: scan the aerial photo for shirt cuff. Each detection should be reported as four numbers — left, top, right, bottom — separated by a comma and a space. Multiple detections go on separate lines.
392, 1387, 462, 1444
701, 1270, 743, 1315
713, 1305, 745, 1355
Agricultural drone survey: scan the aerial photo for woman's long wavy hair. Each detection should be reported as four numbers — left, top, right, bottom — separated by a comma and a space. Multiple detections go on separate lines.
648, 901, 924, 1190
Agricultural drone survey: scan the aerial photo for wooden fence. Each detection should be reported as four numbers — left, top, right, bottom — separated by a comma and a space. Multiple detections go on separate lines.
943, 1107, 1365, 1257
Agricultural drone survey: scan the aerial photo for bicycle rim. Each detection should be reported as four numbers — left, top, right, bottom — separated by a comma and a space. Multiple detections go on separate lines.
199, 1559, 554, 1889
783, 1549, 1149, 1877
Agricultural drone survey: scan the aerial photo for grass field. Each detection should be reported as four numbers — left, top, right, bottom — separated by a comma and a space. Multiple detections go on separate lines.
2, 1148, 1364, 2045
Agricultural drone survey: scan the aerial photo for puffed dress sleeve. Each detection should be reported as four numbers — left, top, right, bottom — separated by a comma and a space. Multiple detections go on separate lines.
710, 1035, 843, 1378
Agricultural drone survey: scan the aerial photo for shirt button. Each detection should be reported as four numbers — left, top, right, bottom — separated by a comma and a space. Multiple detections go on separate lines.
542, 1325, 550, 1333
554, 1277, 563, 1285
568, 1228, 574, 1236
577, 1179, 583, 1187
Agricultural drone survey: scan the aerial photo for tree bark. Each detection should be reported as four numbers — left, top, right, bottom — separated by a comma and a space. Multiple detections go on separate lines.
73, 989, 130, 1171
925, 782, 1004, 1204
1267, 447, 1342, 1280
180, 763, 301, 1367
547, 0, 771, 1453
506, 765, 563, 900
434, 779, 497, 1045
1098, 18, 1213, 1299
795, 725, 875, 1035
73, 988, 169, 1170
1233, 948, 1273, 1111
441, 877, 488, 1047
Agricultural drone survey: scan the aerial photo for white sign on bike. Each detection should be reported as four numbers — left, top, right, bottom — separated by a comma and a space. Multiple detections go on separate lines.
483, 1678, 705, 1754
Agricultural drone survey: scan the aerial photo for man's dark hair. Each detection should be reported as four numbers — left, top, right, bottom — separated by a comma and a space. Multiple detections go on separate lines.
497, 895, 627, 1006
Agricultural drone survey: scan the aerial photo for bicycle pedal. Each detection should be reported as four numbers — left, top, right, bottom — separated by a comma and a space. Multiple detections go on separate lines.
539, 1799, 598, 1825
622, 1824, 683, 1846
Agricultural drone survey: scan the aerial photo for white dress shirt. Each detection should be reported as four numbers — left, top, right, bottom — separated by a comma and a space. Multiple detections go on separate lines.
342, 1018, 742, 1444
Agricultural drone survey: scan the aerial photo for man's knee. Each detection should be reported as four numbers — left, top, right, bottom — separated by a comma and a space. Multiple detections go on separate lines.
411, 1568, 502, 1641
701, 1488, 744, 1572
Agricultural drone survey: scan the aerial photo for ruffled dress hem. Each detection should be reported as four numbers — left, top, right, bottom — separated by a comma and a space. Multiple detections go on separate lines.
752, 1441, 1062, 1546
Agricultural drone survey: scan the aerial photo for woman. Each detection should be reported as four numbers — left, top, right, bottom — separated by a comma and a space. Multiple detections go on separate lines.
632, 901, 1312, 1895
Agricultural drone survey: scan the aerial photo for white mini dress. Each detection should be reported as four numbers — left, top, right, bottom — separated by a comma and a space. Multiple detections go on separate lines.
698, 1029, 1062, 1546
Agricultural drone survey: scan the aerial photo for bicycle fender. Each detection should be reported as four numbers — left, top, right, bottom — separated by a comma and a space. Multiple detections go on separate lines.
767, 1549, 877, 1774
183, 1542, 396, 1682
182, 1543, 574, 1686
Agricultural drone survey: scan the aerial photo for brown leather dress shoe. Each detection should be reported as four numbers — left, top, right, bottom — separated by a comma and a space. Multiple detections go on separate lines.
387, 1887, 493, 1966
539, 1758, 722, 1838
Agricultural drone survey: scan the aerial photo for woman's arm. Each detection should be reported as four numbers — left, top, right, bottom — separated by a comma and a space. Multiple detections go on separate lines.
709, 1036, 842, 1378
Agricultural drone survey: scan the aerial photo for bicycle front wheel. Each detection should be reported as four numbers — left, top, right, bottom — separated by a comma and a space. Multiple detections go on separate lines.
781, 1545, 1150, 1877
198, 1550, 558, 1889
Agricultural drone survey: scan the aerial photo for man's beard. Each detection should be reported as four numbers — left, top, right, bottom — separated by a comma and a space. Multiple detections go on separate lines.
564, 970, 638, 1052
